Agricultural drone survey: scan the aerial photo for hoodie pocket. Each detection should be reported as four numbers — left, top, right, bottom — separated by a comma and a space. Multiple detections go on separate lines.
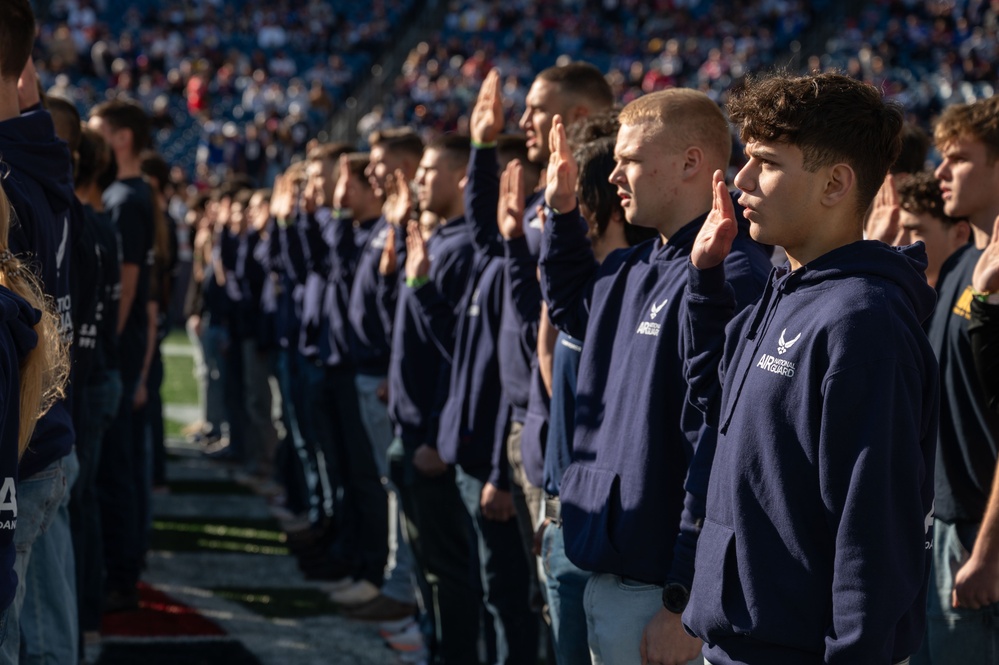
559, 464, 623, 573
685, 519, 750, 639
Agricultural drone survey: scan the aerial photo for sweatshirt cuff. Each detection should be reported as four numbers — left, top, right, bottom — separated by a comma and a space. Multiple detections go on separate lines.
687, 261, 728, 298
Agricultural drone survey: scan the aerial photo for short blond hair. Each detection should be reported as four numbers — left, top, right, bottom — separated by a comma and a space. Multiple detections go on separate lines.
619, 89, 731, 165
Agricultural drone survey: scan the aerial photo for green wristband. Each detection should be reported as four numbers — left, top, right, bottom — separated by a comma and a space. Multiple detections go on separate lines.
471, 140, 497, 150
406, 275, 430, 289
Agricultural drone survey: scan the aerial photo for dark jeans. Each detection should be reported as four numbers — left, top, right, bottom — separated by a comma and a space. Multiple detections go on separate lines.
272, 348, 316, 518
304, 362, 388, 584
97, 371, 141, 592
147, 347, 166, 487
70, 371, 122, 632
393, 441, 480, 664
456, 464, 539, 665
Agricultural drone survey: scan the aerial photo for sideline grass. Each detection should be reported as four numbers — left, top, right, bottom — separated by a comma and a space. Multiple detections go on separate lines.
161, 328, 198, 437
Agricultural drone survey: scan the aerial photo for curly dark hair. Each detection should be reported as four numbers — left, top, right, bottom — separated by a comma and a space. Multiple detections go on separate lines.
728, 71, 903, 214
566, 110, 621, 151
934, 96, 999, 164
897, 171, 966, 225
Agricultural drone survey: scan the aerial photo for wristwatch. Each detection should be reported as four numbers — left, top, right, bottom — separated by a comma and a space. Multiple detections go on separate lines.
662, 582, 690, 614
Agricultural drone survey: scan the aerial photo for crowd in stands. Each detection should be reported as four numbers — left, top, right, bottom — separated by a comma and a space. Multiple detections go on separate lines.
0, 1, 998, 665
33, 0, 421, 187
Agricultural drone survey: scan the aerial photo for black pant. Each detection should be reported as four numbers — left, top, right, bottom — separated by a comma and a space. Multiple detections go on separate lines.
393, 444, 481, 664
306, 363, 388, 584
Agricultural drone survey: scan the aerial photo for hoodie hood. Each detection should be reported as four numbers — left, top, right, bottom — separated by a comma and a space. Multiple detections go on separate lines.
782, 240, 935, 322
0, 110, 75, 216
0, 285, 39, 362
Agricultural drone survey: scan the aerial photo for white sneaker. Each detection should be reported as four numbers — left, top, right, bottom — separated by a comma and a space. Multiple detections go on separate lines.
329, 579, 380, 606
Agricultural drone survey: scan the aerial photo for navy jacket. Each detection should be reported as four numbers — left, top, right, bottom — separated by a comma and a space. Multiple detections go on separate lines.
434, 251, 509, 487
389, 216, 474, 449
315, 211, 379, 367
0, 287, 41, 613
0, 109, 76, 479
466, 147, 544, 422
348, 216, 404, 376
540, 205, 770, 586
682, 241, 938, 665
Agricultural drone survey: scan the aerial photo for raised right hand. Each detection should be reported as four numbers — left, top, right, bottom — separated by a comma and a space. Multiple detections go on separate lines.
470, 69, 504, 145
544, 115, 578, 215
333, 153, 352, 211
405, 220, 430, 280
973, 215, 999, 294
866, 173, 903, 244
691, 170, 738, 270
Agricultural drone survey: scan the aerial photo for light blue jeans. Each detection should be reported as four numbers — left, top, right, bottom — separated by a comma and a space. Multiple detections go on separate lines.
354, 373, 416, 605
5, 452, 79, 664
911, 520, 999, 665
584, 573, 703, 665
542, 520, 593, 665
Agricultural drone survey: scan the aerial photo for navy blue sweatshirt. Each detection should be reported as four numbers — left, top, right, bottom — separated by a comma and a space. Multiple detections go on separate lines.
466, 147, 543, 422
540, 205, 770, 586
927, 243, 999, 523
316, 211, 379, 367
0, 287, 41, 613
389, 216, 474, 449
434, 251, 509, 486
348, 216, 404, 376
0, 109, 76, 480
544, 331, 583, 496
681, 241, 938, 665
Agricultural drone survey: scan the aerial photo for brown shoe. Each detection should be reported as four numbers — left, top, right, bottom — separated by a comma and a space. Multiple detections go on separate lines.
343, 594, 417, 622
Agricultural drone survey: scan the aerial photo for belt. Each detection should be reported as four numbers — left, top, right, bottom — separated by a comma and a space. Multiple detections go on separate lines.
545, 496, 561, 524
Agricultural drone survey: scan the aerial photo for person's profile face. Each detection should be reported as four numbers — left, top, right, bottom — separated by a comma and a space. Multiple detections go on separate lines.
520, 79, 562, 164
934, 136, 999, 221
608, 122, 681, 230
415, 148, 453, 217
734, 140, 827, 253
897, 210, 966, 287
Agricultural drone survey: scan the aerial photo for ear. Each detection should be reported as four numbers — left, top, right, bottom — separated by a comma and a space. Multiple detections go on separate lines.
952, 219, 972, 245
821, 163, 856, 208
563, 104, 590, 126
681, 146, 704, 180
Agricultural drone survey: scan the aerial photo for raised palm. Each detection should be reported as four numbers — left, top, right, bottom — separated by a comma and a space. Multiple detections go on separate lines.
470, 69, 504, 145
973, 215, 999, 293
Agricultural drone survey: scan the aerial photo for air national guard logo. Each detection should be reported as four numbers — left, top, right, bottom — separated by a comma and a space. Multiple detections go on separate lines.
636, 298, 668, 337
756, 328, 801, 378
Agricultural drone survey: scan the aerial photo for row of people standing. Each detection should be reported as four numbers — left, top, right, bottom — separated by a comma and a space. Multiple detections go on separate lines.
178, 54, 999, 665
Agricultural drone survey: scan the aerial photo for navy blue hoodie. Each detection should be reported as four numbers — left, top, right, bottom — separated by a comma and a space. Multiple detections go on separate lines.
0, 286, 41, 613
540, 205, 770, 586
466, 147, 543, 422
347, 216, 404, 376
681, 241, 938, 665
0, 109, 76, 479
389, 216, 474, 449
314, 210, 379, 367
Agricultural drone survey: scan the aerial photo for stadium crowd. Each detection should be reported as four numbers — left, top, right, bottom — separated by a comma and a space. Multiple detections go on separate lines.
0, 1, 997, 665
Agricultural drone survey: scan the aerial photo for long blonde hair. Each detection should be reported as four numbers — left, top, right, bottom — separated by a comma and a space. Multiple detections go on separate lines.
0, 184, 70, 456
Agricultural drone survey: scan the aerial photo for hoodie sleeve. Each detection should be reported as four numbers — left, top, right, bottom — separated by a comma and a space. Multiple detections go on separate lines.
504, 235, 542, 363
818, 357, 936, 665
682, 261, 737, 428
464, 147, 505, 257
538, 207, 598, 340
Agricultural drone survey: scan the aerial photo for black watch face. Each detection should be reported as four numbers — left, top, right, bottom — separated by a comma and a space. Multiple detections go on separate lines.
663, 583, 689, 613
